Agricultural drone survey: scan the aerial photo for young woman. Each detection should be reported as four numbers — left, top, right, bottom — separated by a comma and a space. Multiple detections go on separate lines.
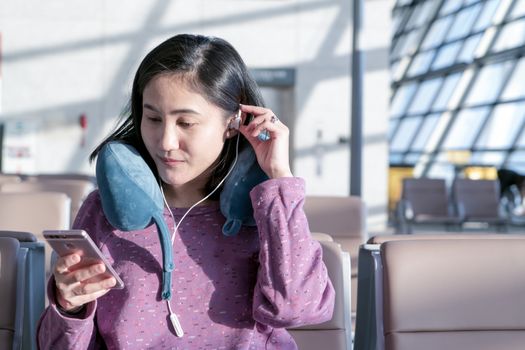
37, 34, 335, 349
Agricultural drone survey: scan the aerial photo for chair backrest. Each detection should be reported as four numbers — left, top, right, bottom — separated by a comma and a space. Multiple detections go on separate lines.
401, 178, 449, 217
0, 237, 27, 350
304, 195, 366, 239
311, 232, 334, 242
0, 192, 70, 234
29, 173, 97, 185
354, 235, 525, 350
0, 231, 46, 350
304, 196, 367, 318
0, 174, 22, 185
0, 192, 70, 276
382, 239, 525, 350
1, 178, 93, 224
288, 239, 353, 350
452, 179, 501, 218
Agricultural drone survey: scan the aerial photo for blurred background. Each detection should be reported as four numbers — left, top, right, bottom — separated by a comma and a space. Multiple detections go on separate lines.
1, 0, 524, 233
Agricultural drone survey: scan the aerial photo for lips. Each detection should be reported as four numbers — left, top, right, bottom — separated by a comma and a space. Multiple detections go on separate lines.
159, 156, 185, 166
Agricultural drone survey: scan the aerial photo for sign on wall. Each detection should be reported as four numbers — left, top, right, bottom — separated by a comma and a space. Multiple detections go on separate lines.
2, 120, 39, 174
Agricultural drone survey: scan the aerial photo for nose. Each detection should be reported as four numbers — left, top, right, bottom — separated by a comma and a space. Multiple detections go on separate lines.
159, 123, 180, 152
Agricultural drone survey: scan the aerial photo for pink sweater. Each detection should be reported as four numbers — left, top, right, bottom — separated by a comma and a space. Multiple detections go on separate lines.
37, 177, 335, 349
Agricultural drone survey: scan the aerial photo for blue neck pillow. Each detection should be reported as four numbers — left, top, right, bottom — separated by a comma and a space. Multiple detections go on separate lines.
220, 146, 268, 235
96, 141, 268, 299
96, 142, 174, 300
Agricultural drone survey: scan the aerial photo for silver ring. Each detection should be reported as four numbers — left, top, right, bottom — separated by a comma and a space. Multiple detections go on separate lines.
270, 115, 279, 123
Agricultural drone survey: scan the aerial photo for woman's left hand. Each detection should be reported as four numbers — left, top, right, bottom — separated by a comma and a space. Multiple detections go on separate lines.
238, 104, 293, 179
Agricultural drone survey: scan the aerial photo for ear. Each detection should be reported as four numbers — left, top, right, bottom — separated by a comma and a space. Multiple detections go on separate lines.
226, 127, 239, 139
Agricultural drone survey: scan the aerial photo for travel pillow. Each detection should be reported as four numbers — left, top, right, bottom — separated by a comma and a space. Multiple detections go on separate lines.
96, 142, 174, 300
220, 145, 268, 235
96, 141, 268, 299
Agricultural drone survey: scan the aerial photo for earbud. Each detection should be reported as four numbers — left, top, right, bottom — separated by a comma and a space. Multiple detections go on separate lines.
228, 109, 270, 142
229, 110, 241, 130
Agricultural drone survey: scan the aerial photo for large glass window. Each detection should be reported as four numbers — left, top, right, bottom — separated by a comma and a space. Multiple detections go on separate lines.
443, 107, 489, 149
445, 4, 482, 41
465, 62, 512, 106
457, 33, 482, 62
509, 0, 525, 20
470, 151, 506, 166
431, 73, 462, 111
432, 42, 462, 70
440, 1, 462, 16
391, 0, 525, 180
407, 78, 442, 114
515, 126, 525, 147
507, 151, 525, 173
501, 57, 525, 100
391, 82, 417, 117
390, 117, 422, 152
420, 16, 454, 50
492, 18, 525, 52
476, 103, 525, 149
407, 50, 435, 76
473, 0, 500, 32
411, 113, 441, 150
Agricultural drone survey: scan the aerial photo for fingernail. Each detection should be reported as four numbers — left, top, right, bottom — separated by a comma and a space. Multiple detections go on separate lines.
72, 255, 80, 263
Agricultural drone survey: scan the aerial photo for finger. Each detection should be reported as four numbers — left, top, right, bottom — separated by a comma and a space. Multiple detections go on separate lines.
248, 118, 281, 139
71, 276, 116, 296
70, 263, 106, 284
55, 253, 81, 274
242, 113, 276, 134
239, 104, 272, 116
65, 287, 112, 309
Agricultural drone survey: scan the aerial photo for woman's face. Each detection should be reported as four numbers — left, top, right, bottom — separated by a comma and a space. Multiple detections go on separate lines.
141, 74, 230, 194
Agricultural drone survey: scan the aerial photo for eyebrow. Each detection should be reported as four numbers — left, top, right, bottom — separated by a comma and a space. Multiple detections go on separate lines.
143, 103, 201, 116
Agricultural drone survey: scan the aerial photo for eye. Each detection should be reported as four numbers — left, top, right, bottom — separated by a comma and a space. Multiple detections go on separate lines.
178, 121, 196, 128
145, 115, 162, 123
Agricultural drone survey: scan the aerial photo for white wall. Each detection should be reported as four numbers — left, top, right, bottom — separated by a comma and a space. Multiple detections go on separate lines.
0, 0, 391, 230
361, 0, 392, 231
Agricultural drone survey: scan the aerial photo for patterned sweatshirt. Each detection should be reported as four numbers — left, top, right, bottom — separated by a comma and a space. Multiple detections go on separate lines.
37, 177, 335, 349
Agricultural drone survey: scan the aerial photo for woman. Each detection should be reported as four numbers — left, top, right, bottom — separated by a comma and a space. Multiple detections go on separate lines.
38, 34, 335, 349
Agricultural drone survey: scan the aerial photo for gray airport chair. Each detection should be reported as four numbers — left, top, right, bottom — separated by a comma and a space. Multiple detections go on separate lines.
0, 231, 45, 350
288, 239, 353, 350
354, 234, 525, 350
0, 237, 28, 350
396, 178, 462, 234
304, 195, 367, 317
452, 178, 507, 230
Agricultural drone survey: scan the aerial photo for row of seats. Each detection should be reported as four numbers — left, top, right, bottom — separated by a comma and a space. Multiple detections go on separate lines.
396, 178, 508, 234
5, 179, 525, 350
0, 173, 96, 225
7, 230, 525, 350
0, 230, 354, 350
354, 234, 525, 350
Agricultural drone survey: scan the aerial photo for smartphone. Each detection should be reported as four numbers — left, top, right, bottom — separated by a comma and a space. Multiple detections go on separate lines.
43, 229, 125, 289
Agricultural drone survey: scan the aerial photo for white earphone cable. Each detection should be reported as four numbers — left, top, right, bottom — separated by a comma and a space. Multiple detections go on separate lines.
160, 132, 240, 337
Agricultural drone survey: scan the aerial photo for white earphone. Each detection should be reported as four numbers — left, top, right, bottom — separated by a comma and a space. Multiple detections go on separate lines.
229, 109, 242, 130
159, 122, 241, 338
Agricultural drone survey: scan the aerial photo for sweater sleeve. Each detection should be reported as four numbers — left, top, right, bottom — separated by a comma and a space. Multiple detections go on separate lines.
250, 177, 335, 329
37, 191, 106, 350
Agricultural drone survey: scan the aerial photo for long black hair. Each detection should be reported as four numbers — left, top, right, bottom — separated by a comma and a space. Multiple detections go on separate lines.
91, 34, 264, 198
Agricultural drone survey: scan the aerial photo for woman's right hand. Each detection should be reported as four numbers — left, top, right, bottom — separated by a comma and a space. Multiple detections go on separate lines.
54, 253, 117, 312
